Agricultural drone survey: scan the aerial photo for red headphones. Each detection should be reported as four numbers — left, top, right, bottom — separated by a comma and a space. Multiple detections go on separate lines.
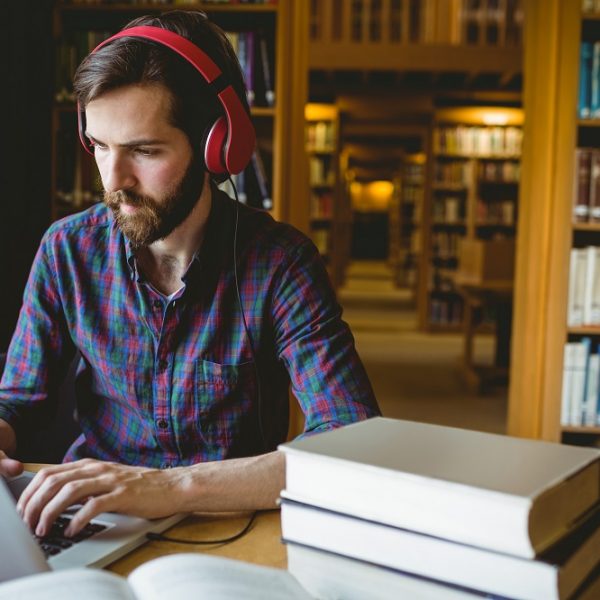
77, 25, 256, 176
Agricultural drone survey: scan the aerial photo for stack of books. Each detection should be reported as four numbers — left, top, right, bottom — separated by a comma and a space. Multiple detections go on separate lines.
278, 418, 600, 599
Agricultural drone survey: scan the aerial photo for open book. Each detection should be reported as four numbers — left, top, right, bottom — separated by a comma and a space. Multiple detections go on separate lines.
0, 553, 312, 600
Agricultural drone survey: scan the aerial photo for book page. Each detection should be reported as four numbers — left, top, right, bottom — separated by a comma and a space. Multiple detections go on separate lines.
0, 569, 136, 600
128, 553, 312, 600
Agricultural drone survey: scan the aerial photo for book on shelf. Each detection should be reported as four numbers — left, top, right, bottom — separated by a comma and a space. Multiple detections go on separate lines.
574, 149, 593, 223
577, 38, 600, 120
306, 121, 334, 152
257, 30, 275, 107
574, 148, 600, 223
310, 191, 333, 220
281, 498, 600, 600
0, 553, 311, 600
582, 0, 600, 15
434, 125, 522, 157
237, 31, 255, 107
579, 42, 594, 120
278, 417, 600, 559
561, 338, 600, 427
250, 148, 272, 210
567, 246, 600, 327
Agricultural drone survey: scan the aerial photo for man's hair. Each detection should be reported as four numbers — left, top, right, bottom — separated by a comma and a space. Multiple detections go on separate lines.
73, 10, 250, 155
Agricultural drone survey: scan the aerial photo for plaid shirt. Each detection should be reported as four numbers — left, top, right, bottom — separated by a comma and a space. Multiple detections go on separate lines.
0, 188, 379, 467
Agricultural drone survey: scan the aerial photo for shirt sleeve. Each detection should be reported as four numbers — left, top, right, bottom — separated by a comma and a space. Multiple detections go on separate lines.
271, 238, 380, 437
0, 230, 74, 434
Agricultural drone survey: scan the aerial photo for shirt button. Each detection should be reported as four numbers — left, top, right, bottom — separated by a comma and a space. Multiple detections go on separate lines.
153, 300, 162, 309
157, 419, 168, 429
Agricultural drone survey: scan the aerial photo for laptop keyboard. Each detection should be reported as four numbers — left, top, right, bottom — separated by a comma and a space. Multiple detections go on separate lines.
35, 515, 107, 558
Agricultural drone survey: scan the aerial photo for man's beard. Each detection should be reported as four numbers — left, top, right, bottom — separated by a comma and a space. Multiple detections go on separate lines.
103, 158, 206, 249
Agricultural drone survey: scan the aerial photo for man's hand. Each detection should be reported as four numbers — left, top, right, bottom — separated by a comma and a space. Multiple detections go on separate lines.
0, 419, 23, 477
16, 459, 189, 538
16, 451, 284, 539
0, 450, 24, 478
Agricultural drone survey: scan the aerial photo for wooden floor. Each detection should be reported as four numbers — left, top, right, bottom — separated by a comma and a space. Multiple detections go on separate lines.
338, 260, 508, 435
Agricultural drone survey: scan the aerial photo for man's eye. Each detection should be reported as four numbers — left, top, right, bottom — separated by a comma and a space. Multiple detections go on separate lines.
88, 140, 106, 151
135, 148, 156, 156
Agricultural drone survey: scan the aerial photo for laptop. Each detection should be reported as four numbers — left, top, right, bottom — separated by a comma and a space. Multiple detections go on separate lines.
0, 471, 185, 583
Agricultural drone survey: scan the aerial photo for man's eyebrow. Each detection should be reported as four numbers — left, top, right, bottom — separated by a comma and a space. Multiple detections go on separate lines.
85, 132, 166, 147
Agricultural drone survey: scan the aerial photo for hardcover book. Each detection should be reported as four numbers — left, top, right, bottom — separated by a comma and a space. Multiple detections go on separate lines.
279, 418, 600, 558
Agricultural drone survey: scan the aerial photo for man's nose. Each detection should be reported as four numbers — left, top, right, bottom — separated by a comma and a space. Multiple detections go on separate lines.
102, 155, 136, 193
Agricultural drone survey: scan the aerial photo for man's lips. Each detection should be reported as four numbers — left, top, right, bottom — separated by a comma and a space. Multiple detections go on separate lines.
120, 203, 140, 215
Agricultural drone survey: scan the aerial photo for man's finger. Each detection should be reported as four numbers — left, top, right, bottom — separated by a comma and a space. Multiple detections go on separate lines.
36, 478, 113, 537
17, 460, 96, 517
64, 492, 120, 537
0, 450, 23, 477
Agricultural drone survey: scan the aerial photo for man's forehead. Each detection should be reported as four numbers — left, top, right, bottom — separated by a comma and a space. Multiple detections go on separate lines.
85, 84, 175, 140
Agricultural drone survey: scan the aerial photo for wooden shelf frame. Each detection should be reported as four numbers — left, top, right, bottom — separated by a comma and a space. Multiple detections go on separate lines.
507, 0, 580, 441
57, 2, 278, 14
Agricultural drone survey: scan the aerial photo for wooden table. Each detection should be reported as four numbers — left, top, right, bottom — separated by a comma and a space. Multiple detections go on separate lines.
453, 278, 514, 393
25, 465, 286, 576
108, 510, 285, 576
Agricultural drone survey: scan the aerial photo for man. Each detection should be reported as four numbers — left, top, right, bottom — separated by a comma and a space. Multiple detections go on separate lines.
0, 11, 379, 539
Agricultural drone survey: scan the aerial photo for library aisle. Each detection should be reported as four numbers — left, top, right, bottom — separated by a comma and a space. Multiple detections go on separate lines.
338, 261, 507, 435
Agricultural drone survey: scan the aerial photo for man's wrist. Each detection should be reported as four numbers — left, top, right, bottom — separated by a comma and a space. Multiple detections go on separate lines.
170, 452, 285, 514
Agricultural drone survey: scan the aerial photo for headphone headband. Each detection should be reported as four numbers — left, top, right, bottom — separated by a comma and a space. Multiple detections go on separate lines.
78, 25, 256, 176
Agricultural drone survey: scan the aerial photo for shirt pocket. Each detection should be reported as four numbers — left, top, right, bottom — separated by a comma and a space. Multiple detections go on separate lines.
194, 359, 256, 451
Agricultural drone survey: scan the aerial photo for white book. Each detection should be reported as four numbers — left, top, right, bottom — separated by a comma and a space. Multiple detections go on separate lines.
287, 542, 490, 600
584, 247, 597, 324
279, 418, 600, 559
0, 553, 312, 600
589, 247, 600, 324
570, 338, 591, 426
568, 248, 588, 327
561, 343, 577, 426
281, 500, 600, 600
585, 353, 600, 426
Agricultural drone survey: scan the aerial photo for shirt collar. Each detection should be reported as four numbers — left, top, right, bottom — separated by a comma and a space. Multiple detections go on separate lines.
120, 182, 236, 285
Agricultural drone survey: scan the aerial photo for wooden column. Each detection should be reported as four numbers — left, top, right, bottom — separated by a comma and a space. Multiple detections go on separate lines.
507, 0, 579, 440
275, 0, 309, 235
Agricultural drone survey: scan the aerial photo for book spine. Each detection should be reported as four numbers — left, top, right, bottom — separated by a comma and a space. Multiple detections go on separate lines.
592, 42, 600, 118
584, 246, 597, 325
259, 32, 275, 107
561, 343, 575, 426
585, 351, 600, 425
251, 150, 272, 210
590, 151, 600, 222
568, 247, 587, 327
574, 148, 592, 223
244, 32, 255, 107
579, 42, 593, 119
571, 337, 592, 425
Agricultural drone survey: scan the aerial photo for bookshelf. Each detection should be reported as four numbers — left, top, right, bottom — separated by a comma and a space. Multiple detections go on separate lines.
49, 1, 309, 234
304, 103, 340, 282
308, 0, 523, 72
507, 0, 600, 442
420, 107, 523, 332
389, 153, 425, 296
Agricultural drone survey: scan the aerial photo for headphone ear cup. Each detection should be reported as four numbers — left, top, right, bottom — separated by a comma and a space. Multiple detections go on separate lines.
204, 116, 228, 175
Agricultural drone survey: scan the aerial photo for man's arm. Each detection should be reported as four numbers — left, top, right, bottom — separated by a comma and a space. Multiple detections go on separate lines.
0, 419, 24, 477
271, 238, 380, 435
17, 452, 284, 537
